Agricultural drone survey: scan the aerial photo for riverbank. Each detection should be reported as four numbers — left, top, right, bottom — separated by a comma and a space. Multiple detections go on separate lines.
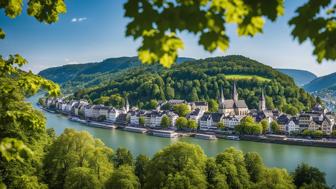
28, 95, 336, 186
39, 104, 336, 148
239, 135, 336, 148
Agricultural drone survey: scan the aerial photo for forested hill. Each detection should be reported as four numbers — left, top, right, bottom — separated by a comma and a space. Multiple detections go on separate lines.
73, 55, 316, 115
276, 69, 317, 86
38, 56, 195, 84
304, 72, 336, 92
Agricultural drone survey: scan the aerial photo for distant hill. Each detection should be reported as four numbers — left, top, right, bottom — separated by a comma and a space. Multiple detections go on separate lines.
276, 69, 317, 86
70, 55, 316, 114
304, 72, 336, 92
39, 57, 194, 88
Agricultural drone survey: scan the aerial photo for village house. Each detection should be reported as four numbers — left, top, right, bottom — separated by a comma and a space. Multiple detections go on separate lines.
65, 101, 78, 114
223, 116, 242, 130
164, 111, 179, 127
73, 101, 89, 117
199, 113, 224, 131
98, 105, 110, 120
149, 111, 165, 128
186, 108, 204, 123
167, 99, 191, 110
115, 113, 129, 126
276, 114, 300, 133
308, 119, 322, 131
286, 117, 300, 134
46, 98, 56, 108
145, 110, 178, 128
321, 116, 335, 134
84, 105, 94, 119
277, 114, 290, 132
298, 114, 313, 131
312, 104, 328, 114
55, 99, 63, 111
61, 102, 67, 113
91, 105, 102, 119
107, 108, 122, 123
190, 101, 208, 112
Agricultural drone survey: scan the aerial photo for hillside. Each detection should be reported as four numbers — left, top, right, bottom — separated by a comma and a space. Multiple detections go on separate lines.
304, 72, 336, 92
276, 69, 317, 86
39, 56, 195, 85
71, 55, 316, 115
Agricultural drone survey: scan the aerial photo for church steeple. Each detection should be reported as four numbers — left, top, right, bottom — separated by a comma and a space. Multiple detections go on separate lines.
125, 97, 130, 112
233, 81, 238, 102
218, 86, 225, 114
259, 88, 266, 111
220, 86, 225, 105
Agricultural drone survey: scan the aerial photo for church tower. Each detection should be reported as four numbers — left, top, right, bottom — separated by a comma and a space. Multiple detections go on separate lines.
125, 97, 130, 112
259, 88, 266, 111
233, 81, 238, 102
218, 86, 225, 113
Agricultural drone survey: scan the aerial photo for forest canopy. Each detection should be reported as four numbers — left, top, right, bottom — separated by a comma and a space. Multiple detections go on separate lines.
74, 55, 316, 115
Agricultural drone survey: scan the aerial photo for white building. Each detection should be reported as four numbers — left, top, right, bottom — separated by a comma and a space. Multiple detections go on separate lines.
190, 102, 208, 112
286, 118, 300, 133
223, 116, 242, 129
108, 108, 122, 123
321, 116, 334, 134
186, 109, 204, 123
149, 111, 164, 128
74, 101, 89, 116
84, 105, 94, 119
199, 113, 224, 131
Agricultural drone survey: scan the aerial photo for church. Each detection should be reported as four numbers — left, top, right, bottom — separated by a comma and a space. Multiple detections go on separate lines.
218, 82, 249, 116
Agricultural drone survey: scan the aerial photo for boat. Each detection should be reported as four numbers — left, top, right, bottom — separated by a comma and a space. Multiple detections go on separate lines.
226, 135, 240, 141
41, 107, 56, 113
151, 130, 178, 138
195, 133, 217, 140
86, 121, 117, 129
124, 126, 148, 133
69, 116, 87, 124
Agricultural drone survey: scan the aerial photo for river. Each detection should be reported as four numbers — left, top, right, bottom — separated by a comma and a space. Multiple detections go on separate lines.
28, 95, 336, 186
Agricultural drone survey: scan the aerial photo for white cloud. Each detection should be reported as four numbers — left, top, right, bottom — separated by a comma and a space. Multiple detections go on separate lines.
71, 17, 87, 23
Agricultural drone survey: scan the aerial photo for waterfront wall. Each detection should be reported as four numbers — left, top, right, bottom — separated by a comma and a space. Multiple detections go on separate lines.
240, 135, 336, 148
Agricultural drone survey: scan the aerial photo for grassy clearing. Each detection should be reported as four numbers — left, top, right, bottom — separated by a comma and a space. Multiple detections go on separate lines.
225, 74, 271, 82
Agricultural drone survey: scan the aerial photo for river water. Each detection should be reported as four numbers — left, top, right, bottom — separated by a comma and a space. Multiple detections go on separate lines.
28, 95, 336, 185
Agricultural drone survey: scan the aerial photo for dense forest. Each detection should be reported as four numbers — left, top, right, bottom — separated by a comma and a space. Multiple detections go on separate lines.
39, 57, 194, 92
72, 56, 317, 115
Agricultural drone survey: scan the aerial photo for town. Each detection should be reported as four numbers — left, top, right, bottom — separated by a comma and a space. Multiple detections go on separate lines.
39, 83, 336, 144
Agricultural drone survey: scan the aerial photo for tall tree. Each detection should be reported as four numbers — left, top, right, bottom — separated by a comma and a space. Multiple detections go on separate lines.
175, 117, 189, 130
244, 152, 265, 183
135, 154, 150, 188
43, 129, 113, 188
144, 142, 207, 189
0, 55, 60, 187
173, 104, 191, 117
113, 148, 133, 168
260, 119, 269, 134
64, 167, 101, 189
208, 99, 219, 112
160, 115, 171, 128
253, 168, 295, 189
292, 163, 328, 189
205, 158, 228, 189
105, 165, 140, 189
215, 148, 251, 188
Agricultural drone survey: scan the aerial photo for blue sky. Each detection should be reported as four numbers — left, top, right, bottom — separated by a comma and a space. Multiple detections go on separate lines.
0, 0, 335, 76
